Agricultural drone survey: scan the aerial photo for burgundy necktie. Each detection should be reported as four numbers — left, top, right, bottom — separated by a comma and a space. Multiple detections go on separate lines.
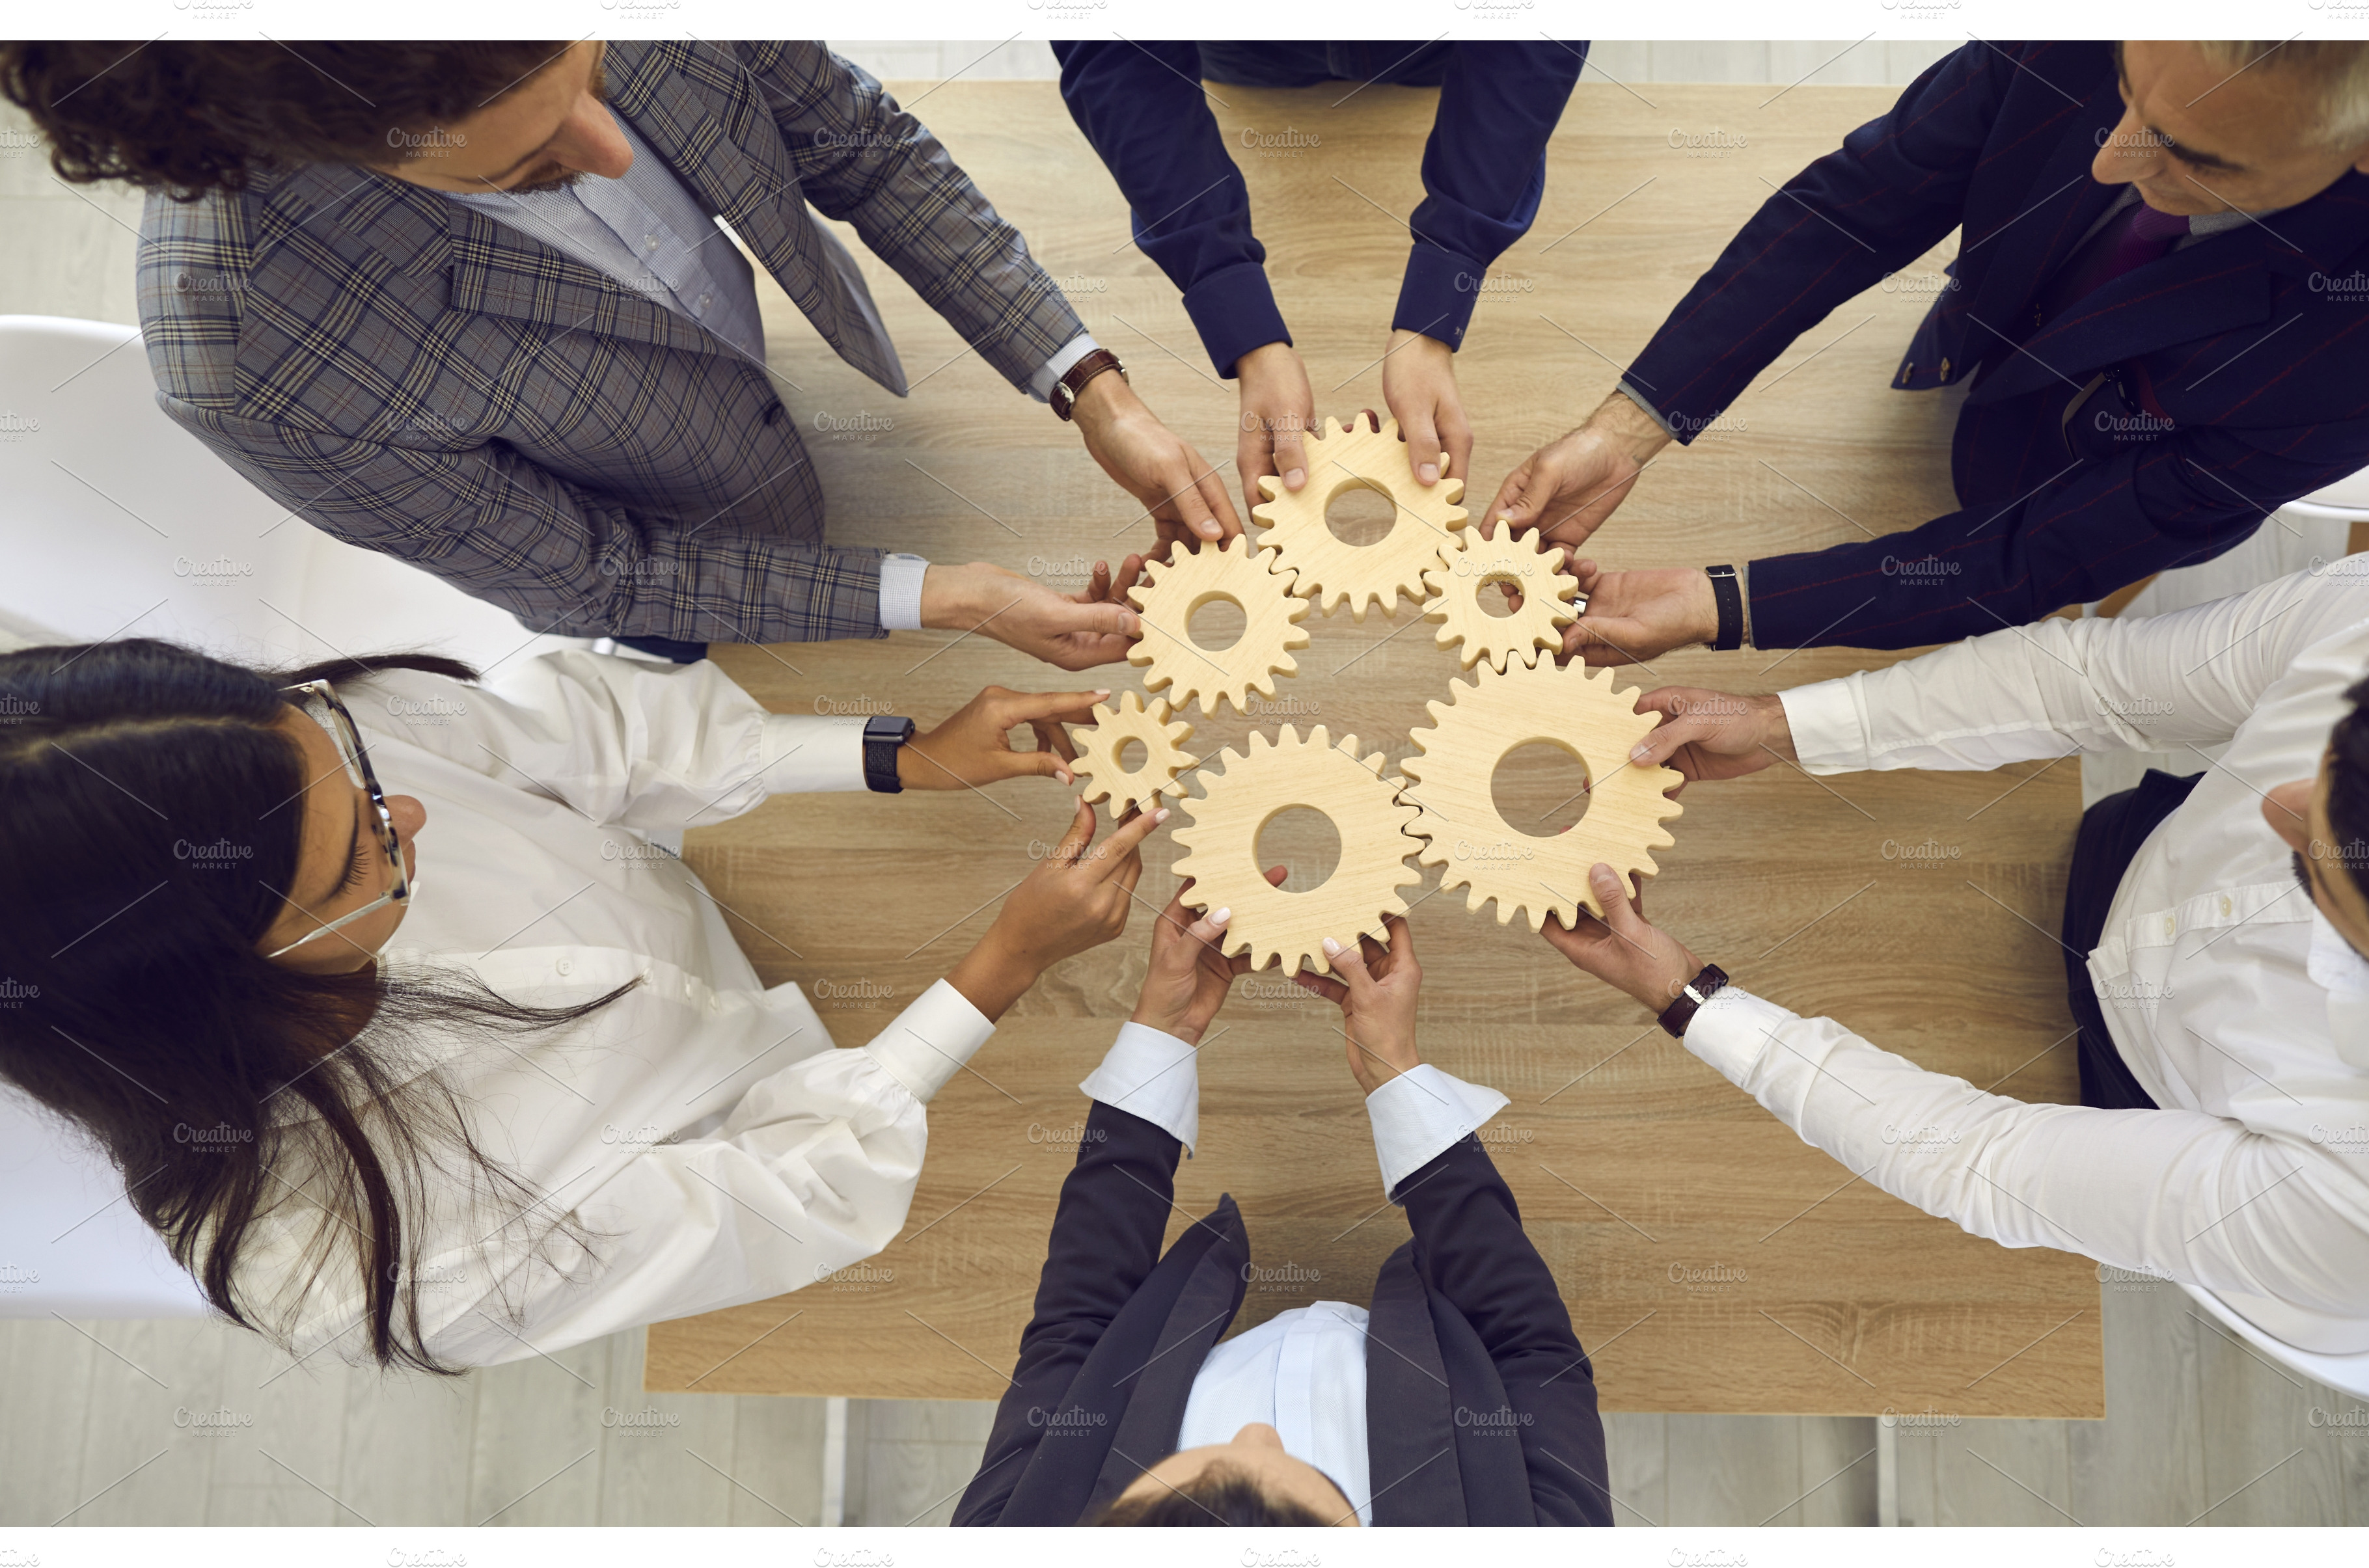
2034, 200, 2193, 330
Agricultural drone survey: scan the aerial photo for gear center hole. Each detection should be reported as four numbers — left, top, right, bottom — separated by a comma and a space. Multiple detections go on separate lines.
1324, 480, 1398, 547
1116, 738, 1148, 772
1477, 574, 1521, 618
1490, 741, 1593, 836
1186, 592, 1247, 651
1255, 805, 1343, 894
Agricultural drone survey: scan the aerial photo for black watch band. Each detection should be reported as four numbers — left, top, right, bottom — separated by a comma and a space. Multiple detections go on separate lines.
862, 715, 916, 794
1657, 963, 1731, 1039
1705, 565, 1744, 651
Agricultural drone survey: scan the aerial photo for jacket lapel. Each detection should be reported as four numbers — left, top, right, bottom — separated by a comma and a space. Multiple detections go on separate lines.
1951, 101, 2121, 387
1363, 1243, 1469, 1525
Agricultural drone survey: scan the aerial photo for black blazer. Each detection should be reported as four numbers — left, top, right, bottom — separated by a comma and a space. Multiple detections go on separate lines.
1624, 40, 2369, 651
952, 1099, 1613, 1526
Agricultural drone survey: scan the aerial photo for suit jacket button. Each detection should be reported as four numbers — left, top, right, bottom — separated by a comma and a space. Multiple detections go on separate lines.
1939, 358, 1951, 379
765, 403, 786, 426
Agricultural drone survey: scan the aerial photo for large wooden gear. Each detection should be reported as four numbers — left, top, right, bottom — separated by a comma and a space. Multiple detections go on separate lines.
1250, 415, 1468, 621
1170, 724, 1423, 975
1069, 691, 1196, 816
1125, 535, 1311, 716
1423, 528, 1580, 673
1400, 661, 1684, 932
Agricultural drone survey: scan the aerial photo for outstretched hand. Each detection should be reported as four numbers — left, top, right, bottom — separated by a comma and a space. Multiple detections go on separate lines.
1541, 863, 1703, 1016
1127, 867, 1290, 1046
948, 798, 1167, 1020
1555, 560, 1718, 666
1291, 914, 1423, 1095
901, 685, 1108, 790
1624, 686, 1797, 791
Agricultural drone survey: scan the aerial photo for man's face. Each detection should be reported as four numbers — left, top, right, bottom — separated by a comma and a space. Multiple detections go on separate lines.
2264, 757, 2369, 961
2094, 42, 2369, 217
370, 41, 629, 195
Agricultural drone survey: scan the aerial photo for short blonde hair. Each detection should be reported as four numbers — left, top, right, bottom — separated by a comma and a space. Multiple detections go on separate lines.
2193, 41, 2369, 146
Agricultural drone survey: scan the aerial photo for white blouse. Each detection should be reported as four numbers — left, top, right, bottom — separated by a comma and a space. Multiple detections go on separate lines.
1691, 563, 2369, 1354
237, 650, 996, 1367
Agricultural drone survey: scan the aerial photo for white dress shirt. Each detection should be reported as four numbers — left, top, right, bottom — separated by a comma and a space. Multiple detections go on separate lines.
1080, 1022, 1509, 1521
234, 649, 998, 1366
440, 126, 1096, 634
1688, 562, 2369, 1353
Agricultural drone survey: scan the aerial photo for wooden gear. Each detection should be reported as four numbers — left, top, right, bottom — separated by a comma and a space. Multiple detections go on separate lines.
1400, 661, 1684, 932
1170, 724, 1423, 975
1124, 535, 1311, 717
1250, 415, 1469, 621
1069, 690, 1196, 816
1423, 528, 1580, 672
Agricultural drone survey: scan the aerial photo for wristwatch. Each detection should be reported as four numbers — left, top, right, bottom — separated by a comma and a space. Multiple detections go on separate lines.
1050, 349, 1127, 422
1704, 564, 1744, 651
1657, 962, 1731, 1039
862, 714, 916, 794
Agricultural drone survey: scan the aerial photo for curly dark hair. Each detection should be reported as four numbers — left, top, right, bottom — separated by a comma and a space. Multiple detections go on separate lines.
0, 40, 570, 199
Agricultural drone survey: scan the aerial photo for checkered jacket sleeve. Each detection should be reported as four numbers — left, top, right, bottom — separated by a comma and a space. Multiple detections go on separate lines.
735, 41, 1087, 388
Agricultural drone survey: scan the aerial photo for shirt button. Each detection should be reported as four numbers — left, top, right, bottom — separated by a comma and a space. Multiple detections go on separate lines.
697, 293, 713, 310
556, 958, 575, 976
2220, 895, 2234, 917
2164, 915, 2177, 937
644, 235, 659, 250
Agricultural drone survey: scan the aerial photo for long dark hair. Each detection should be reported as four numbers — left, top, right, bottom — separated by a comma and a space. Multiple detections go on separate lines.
0, 638, 632, 1372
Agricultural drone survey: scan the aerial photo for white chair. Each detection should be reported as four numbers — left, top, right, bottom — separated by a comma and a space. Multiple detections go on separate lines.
2183, 1284, 2369, 1402
0, 314, 599, 1319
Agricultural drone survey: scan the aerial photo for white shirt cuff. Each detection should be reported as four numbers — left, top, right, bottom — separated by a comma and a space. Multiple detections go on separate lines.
1080, 1021, 1200, 1152
877, 552, 930, 632
1677, 984, 1796, 1085
1365, 1064, 1509, 1196
860, 979, 998, 1103
1777, 677, 1870, 776
1028, 332, 1102, 404
757, 713, 868, 793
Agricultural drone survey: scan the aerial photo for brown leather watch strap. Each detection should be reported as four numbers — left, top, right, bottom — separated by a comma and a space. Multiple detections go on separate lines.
1657, 962, 1731, 1039
1051, 348, 1127, 422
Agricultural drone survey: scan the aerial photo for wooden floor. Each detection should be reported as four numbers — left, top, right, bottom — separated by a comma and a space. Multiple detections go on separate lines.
7, 42, 2366, 1528
648, 74, 2098, 1419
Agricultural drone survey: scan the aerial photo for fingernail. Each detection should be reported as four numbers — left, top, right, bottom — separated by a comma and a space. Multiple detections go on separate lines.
1212, 907, 1231, 925
1154, 807, 1171, 822
1322, 936, 1342, 956
1093, 688, 1111, 696
1630, 743, 1652, 763
1592, 864, 1616, 884
1284, 468, 1306, 488
1419, 463, 1438, 484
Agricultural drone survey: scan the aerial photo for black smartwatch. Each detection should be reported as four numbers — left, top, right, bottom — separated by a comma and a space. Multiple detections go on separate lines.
1658, 963, 1731, 1039
862, 715, 916, 794
1704, 564, 1744, 651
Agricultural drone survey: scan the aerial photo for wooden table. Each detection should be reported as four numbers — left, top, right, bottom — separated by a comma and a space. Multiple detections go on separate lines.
644, 78, 2102, 1419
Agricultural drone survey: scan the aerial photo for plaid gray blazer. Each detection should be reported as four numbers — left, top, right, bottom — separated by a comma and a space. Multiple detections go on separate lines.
137, 41, 1086, 645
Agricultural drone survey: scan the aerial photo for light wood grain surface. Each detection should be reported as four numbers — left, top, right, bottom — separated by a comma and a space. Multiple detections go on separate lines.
645, 78, 2103, 1418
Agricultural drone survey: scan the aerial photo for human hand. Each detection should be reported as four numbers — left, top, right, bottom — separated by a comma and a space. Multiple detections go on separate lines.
948, 798, 1168, 1020
1070, 372, 1242, 557
1290, 915, 1423, 1096
1624, 687, 1796, 792
1235, 341, 1313, 522
899, 685, 1109, 791
1555, 560, 1718, 666
1380, 330, 1471, 491
1540, 863, 1703, 1016
1486, 388, 1672, 550
920, 562, 1140, 671
1127, 867, 1290, 1046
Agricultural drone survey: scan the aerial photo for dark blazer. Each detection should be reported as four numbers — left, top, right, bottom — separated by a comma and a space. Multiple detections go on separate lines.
952, 1099, 1613, 1526
1623, 40, 2369, 650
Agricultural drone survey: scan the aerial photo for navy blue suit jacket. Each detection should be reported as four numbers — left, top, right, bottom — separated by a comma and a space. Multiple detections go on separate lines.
1624, 40, 2369, 649
1053, 42, 1583, 377
950, 1099, 1613, 1526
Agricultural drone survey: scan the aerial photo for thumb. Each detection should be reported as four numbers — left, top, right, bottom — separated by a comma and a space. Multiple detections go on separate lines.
1270, 420, 1308, 494
1321, 932, 1372, 990
1059, 598, 1140, 639
1401, 411, 1443, 487
1586, 862, 1643, 927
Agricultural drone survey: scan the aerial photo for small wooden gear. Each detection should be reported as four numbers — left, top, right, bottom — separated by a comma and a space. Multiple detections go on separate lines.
1124, 535, 1311, 717
1250, 414, 1469, 621
1423, 528, 1580, 673
1400, 661, 1683, 932
1069, 690, 1196, 816
1170, 724, 1423, 975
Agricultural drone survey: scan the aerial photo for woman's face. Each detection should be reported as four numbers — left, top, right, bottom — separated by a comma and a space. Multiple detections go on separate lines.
254, 706, 424, 973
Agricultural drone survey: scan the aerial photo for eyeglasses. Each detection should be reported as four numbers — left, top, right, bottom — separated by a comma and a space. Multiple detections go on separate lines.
264, 681, 411, 960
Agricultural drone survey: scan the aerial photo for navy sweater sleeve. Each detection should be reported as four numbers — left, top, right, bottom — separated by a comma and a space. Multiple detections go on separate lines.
1393, 42, 1585, 350
1053, 41, 1289, 377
